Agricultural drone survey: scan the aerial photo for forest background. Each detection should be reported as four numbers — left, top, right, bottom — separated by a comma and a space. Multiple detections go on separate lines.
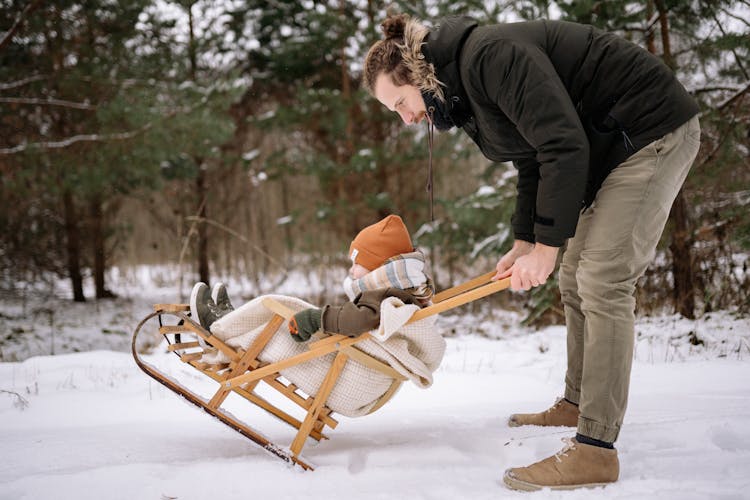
1, 0, 748, 327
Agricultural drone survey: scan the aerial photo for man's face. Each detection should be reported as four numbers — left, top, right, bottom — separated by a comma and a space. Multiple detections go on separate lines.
374, 73, 427, 125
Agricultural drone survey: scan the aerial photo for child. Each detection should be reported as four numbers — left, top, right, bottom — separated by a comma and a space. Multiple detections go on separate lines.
189, 214, 443, 418
288, 214, 433, 341
190, 214, 434, 340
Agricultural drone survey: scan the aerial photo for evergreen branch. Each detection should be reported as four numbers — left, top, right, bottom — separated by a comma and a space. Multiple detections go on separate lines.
696, 84, 749, 168
710, 11, 749, 81
0, 0, 42, 52
0, 97, 97, 110
717, 82, 750, 111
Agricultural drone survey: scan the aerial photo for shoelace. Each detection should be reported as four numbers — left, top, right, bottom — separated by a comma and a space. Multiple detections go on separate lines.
426, 106, 435, 222
545, 397, 565, 413
554, 437, 577, 463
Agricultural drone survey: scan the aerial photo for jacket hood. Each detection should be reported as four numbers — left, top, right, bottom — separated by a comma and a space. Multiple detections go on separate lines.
403, 17, 477, 101
405, 16, 478, 101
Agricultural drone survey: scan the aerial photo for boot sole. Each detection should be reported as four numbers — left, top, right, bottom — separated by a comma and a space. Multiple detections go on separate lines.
189, 282, 207, 327
211, 282, 224, 304
503, 470, 613, 491
507, 417, 577, 428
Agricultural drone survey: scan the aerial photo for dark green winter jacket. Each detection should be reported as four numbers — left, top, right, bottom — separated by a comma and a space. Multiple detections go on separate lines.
412, 17, 699, 246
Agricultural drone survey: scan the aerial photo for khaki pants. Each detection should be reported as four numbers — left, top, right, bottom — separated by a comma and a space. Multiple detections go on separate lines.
559, 116, 701, 443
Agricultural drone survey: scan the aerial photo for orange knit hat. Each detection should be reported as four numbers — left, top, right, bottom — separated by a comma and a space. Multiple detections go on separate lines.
349, 215, 414, 271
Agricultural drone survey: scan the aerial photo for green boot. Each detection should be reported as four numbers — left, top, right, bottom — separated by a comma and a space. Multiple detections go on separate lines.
211, 282, 235, 315
189, 282, 223, 330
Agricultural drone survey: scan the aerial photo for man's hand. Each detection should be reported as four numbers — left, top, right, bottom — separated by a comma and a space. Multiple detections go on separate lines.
493, 240, 535, 281
288, 308, 322, 342
504, 242, 559, 291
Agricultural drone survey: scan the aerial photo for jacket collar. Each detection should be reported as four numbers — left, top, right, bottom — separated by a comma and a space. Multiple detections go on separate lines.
420, 16, 478, 127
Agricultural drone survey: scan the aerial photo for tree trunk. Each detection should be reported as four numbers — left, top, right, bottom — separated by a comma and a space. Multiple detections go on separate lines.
90, 195, 116, 299
196, 167, 210, 285
654, 1, 695, 318
654, 0, 675, 70
187, 2, 209, 286
62, 189, 85, 302
645, 0, 656, 54
669, 190, 695, 318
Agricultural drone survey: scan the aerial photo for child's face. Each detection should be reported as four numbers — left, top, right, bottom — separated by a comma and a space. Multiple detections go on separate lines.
349, 263, 370, 280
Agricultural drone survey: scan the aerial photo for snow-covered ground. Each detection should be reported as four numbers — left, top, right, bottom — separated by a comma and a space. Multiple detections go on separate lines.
1, 275, 749, 499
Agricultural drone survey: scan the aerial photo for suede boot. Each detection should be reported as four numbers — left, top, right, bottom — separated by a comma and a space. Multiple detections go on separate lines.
503, 438, 619, 491
508, 398, 579, 427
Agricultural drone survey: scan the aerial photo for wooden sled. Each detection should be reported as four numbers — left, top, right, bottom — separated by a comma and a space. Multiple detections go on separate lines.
131, 271, 510, 470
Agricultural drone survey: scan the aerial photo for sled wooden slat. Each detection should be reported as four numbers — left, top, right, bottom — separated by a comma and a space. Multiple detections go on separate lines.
290, 351, 348, 456
160, 325, 188, 335
178, 320, 241, 363
261, 375, 338, 429
433, 270, 496, 303
167, 341, 201, 351
154, 303, 190, 312
340, 345, 407, 381
179, 352, 203, 363
208, 314, 285, 410
132, 270, 511, 471
225, 334, 367, 389
193, 360, 327, 442
407, 277, 511, 324
262, 298, 295, 320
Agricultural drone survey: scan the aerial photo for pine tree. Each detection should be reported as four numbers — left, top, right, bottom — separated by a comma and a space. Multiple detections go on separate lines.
556, 0, 749, 316
0, 0, 238, 300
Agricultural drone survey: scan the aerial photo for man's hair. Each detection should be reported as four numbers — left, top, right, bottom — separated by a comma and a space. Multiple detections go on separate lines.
362, 13, 442, 100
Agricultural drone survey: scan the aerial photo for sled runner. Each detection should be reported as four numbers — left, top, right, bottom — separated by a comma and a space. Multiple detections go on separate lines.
131, 271, 510, 470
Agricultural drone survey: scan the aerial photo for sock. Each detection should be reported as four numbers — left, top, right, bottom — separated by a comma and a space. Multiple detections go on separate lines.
576, 433, 614, 449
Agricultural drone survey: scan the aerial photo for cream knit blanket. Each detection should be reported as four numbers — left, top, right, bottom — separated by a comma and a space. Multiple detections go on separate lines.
201, 294, 445, 417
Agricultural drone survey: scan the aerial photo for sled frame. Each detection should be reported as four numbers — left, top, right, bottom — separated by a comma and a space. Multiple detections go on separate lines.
131, 272, 509, 470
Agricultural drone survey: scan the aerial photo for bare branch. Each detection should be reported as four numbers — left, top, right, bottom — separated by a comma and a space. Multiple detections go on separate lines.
0, 0, 43, 52
691, 85, 744, 95
0, 129, 147, 155
0, 74, 49, 91
0, 97, 96, 110
719, 7, 750, 30
184, 215, 288, 272
0, 75, 194, 92
0, 99, 207, 155
0, 389, 29, 410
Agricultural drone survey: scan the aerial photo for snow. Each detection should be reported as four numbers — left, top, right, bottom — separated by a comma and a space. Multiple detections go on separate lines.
1, 284, 749, 499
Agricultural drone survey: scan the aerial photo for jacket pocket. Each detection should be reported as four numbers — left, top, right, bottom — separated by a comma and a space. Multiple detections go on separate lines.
583, 114, 620, 162
581, 114, 621, 206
